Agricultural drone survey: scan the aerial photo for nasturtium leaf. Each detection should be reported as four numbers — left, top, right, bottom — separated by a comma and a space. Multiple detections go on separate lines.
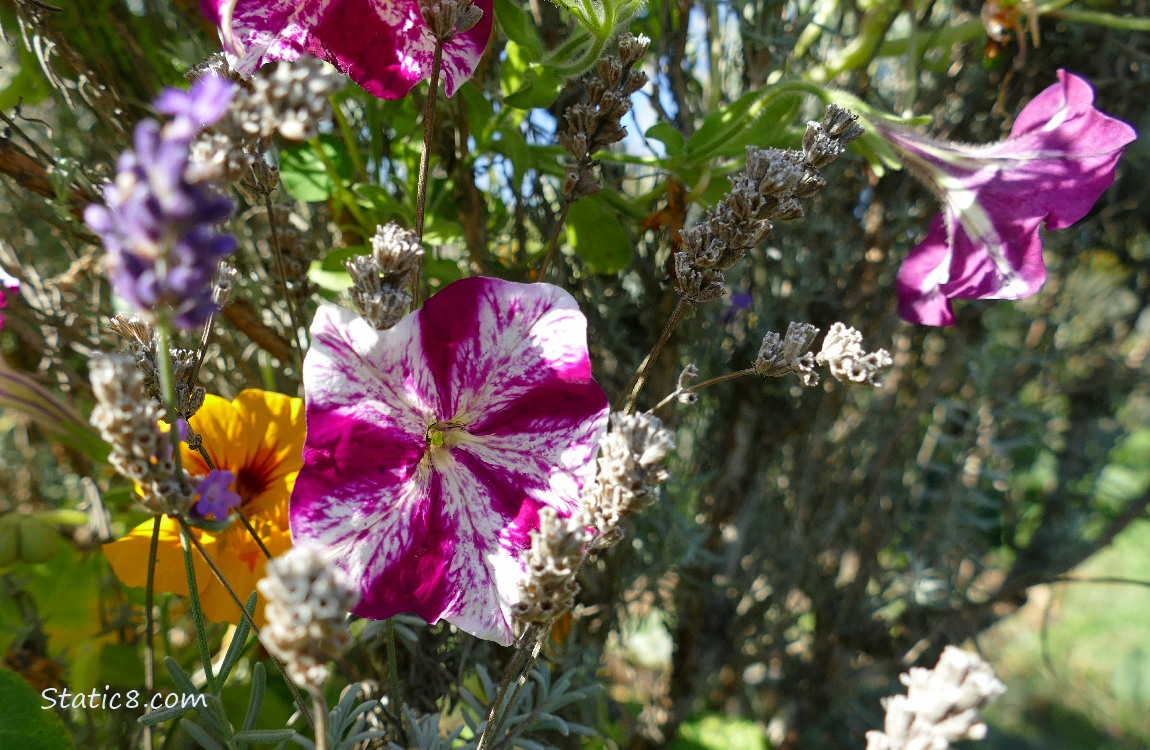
495, 0, 544, 57
280, 135, 355, 202
566, 197, 632, 274
0, 668, 74, 750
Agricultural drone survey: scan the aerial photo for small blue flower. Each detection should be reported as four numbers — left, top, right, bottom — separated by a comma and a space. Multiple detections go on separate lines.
194, 470, 243, 519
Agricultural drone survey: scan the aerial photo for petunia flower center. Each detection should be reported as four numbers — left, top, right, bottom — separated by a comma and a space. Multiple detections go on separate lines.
424, 418, 472, 462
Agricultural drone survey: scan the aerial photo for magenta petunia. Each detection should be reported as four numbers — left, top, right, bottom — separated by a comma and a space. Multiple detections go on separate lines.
0, 267, 19, 332
876, 70, 1137, 326
200, 0, 493, 99
289, 277, 608, 644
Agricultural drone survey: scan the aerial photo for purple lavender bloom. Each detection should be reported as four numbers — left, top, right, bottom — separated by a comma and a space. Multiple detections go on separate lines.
874, 70, 1137, 326
85, 76, 237, 330
194, 469, 243, 518
290, 277, 609, 645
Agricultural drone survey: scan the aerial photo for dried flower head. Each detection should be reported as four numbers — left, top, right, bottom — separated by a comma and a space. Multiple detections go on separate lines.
559, 33, 650, 201
257, 546, 359, 691
674, 105, 862, 303
88, 355, 195, 516
865, 646, 1006, 750
513, 507, 586, 626
754, 322, 820, 386
582, 411, 674, 551
345, 223, 425, 330
816, 322, 892, 386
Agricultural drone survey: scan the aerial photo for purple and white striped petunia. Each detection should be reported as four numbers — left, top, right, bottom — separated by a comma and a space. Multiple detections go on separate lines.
290, 277, 608, 645
874, 70, 1136, 326
200, 0, 493, 99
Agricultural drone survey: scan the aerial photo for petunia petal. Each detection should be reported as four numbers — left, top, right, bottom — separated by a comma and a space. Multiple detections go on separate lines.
291, 278, 608, 643
200, 0, 493, 99
884, 70, 1136, 325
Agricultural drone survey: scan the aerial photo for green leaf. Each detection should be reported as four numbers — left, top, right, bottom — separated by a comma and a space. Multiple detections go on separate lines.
566, 197, 632, 274
645, 122, 686, 157
459, 82, 496, 143
279, 135, 355, 202
0, 668, 74, 750
495, 0, 544, 57
686, 90, 801, 161
500, 41, 564, 110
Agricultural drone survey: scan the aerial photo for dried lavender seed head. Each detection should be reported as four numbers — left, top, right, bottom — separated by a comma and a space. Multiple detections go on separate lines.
802, 120, 847, 169
370, 223, 424, 276
822, 103, 865, 143
513, 507, 586, 625
212, 264, 239, 308
754, 322, 820, 386
865, 646, 1005, 750
89, 354, 195, 515
582, 412, 674, 550
617, 33, 651, 66
258, 547, 359, 692
816, 322, 893, 386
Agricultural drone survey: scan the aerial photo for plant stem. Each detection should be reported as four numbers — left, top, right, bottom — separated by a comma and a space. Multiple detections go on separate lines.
175, 516, 314, 728
264, 194, 307, 372
311, 688, 329, 750
178, 522, 216, 693
153, 322, 185, 476
649, 367, 756, 412
475, 625, 543, 750
534, 202, 572, 280
143, 515, 161, 750
411, 40, 445, 310
621, 298, 691, 414
385, 620, 403, 717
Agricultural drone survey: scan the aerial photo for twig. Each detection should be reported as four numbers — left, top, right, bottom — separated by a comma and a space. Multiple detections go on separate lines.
621, 298, 691, 414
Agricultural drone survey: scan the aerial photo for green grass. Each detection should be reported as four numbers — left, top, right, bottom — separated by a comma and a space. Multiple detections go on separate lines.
981, 520, 1150, 749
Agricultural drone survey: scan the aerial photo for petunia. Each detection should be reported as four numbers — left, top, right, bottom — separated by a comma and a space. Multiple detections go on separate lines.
104, 389, 304, 625
200, 0, 494, 99
873, 70, 1136, 326
0, 267, 18, 332
290, 277, 608, 645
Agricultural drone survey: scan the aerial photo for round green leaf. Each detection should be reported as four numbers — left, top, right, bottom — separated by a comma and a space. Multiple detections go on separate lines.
566, 198, 632, 274
0, 668, 74, 750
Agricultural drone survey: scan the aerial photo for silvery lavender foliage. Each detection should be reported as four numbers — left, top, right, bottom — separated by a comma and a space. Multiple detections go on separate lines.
674, 105, 864, 303
866, 646, 1006, 750
88, 355, 195, 516
84, 75, 237, 331
582, 412, 675, 551
257, 547, 359, 692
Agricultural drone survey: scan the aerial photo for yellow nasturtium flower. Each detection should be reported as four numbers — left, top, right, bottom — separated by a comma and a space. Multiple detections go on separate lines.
103, 389, 304, 625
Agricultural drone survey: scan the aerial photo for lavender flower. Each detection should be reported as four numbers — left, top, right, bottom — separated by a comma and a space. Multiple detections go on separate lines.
85, 76, 238, 330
